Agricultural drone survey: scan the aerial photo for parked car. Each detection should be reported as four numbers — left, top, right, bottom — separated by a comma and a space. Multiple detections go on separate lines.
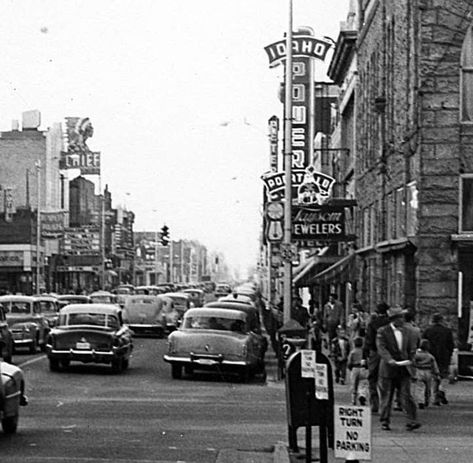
0, 295, 50, 353
163, 307, 266, 381
34, 295, 60, 328
89, 291, 119, 305
122, 295, 165, 337
214, 283, 232, 298
183, 288, 205, 307
57, 294, 91, 310
46, 304, 133, 373
218, 293, 255, 306
0, 361, 28, 433
0, 306, 14, 363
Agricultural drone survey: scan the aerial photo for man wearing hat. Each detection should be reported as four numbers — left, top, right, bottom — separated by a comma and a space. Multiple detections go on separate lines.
376, 305, 420, 431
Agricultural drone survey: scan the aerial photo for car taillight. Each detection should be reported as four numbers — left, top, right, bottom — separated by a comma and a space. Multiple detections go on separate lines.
241, 344, 247, 357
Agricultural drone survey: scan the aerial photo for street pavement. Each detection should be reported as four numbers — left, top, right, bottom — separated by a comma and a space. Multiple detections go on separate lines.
221, 346, 473, 463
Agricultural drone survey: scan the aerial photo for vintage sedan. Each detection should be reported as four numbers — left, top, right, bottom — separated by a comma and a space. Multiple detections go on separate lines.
163, 307, 266, 381
122, 295, 165, 337
0, 306, 14, 363
89, 291, 119, 306
0, 361, 28, 433
57, 294, 91, 310
0, 295, 50, 353
46, 304, 133, 373
182, 288, 205, 307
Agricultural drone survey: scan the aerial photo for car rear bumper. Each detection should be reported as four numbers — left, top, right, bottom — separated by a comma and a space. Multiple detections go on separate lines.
128, 324, 164, 336
163, 353, 248, 368
47, 346, 128, 363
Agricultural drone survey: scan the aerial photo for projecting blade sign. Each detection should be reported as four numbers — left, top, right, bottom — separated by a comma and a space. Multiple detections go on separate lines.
261, 165, 335, 205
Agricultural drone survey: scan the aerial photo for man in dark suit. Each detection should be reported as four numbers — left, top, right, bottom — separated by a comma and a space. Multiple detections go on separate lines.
362, 302, 390, 412
376, 306, 420, 431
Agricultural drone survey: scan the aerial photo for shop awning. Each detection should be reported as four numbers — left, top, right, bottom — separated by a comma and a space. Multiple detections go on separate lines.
293, 247, 339, 287
307, 253, 356, 285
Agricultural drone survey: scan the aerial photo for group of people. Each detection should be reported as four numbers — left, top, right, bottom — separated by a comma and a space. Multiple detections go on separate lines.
299, 294, 456, 432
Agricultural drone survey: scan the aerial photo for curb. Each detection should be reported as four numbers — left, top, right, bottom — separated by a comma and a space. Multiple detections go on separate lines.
273, 442, 291, 463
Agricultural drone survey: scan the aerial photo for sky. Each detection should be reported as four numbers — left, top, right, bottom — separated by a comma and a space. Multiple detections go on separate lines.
0, 0, 350, 278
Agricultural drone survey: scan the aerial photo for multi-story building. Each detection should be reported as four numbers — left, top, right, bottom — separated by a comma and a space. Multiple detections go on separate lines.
310, 0, 473, 348
0, 111, 64, 293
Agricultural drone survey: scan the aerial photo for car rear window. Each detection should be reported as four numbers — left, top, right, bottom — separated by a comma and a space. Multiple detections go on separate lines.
61, 312, 119, 329
183, 315, 246, 332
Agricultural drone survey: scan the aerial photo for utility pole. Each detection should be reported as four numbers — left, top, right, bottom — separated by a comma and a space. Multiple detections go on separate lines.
35, 160, 41, 294
283, 0, 293, 323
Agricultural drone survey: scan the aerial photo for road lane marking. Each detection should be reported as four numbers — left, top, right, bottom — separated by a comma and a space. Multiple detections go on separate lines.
18, 354, 47, 368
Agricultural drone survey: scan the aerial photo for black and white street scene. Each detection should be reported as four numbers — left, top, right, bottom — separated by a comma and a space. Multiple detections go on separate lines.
2, 1, 473, 462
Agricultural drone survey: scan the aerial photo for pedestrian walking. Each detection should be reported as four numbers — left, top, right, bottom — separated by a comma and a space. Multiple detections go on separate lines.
323, 293, 344, 342
348, 336, 369, 406
347, 301, 368, 345
414, 338, 440, 409
376, 306, 420, 431
330, 326, 350, 384
422, 313, 455, 406
362, 302, 390, 413
291, 296, 310, 328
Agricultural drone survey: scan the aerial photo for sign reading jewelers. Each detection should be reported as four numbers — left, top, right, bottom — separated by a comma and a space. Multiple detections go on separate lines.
293, 206, 345, 241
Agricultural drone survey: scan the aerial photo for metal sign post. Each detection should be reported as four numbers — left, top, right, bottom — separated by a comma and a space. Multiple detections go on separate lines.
283, 0, 293, 324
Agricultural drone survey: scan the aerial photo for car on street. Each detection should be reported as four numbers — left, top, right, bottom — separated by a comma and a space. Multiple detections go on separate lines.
89, 291, 119, 305
182, 288, 205, 307
163, 307, 266, 381
158, 295, 182, 333
46, 303, 133, 373
162, 292, 193, 319
122, 294, 165, 337
218, 293, 255, 306
0, 295, 50, 353
34, 294, 60, 328
0, 306, 14, 363
0, 361, 28, 433
214, 283, 232, 298
56, 294, 91, 310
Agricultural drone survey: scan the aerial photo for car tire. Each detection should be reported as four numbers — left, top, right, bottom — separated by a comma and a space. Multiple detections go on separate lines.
111, 358, 124, 374
60, 360, 70, 369
239, 367, 250, 383
2, 414, 19, 434
49, 358, 60, 372
171, 363, 182, 379
29, 336, 38, 354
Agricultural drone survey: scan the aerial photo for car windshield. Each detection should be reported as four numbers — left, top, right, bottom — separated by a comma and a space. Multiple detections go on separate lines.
183, 315, 246, 332
61, 312, 119, 329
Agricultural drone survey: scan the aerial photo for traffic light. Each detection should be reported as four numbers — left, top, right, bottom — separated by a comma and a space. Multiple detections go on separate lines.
160, 225, 170, 246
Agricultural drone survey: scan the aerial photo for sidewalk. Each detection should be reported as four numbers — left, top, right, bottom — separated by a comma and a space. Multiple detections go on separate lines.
218, 342, 473, 463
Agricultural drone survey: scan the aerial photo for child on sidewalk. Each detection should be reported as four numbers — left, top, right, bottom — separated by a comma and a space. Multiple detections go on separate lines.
330, 326, 350, 385
414, 338, 440, 409
347, 336, 369, 405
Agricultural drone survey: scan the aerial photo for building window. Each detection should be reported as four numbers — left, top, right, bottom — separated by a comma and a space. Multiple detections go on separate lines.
461, 25, 473, 122
396, 187, 406, 238
406, 182, 418, 236
460, 175, 473, 232
386, 192, 395, 240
